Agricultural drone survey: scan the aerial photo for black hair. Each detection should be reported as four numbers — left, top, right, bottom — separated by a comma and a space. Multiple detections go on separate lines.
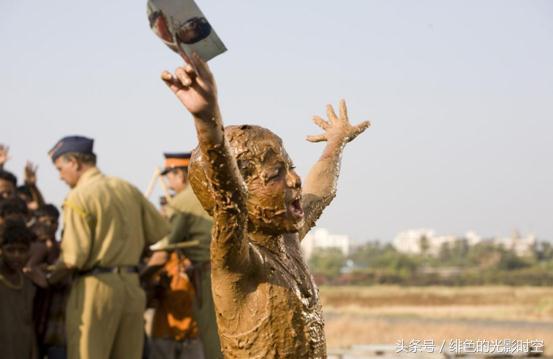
0, 169, 17, 186
34, 204, 60, 220
0, 197, 28, 218
0, 219, 34, 247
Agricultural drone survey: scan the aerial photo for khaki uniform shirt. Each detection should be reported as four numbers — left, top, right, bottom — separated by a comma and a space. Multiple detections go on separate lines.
165, 185, 212, 263
61, 168, 170, 269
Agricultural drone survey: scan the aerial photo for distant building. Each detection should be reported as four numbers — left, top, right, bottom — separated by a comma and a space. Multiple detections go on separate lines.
392, 229, 481, 256
392, 228, 536, 257
491, 232, 536, 256
301, 228, 350, 260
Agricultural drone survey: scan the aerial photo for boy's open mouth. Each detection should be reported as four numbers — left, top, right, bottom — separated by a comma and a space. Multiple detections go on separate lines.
288, 197, 304, 219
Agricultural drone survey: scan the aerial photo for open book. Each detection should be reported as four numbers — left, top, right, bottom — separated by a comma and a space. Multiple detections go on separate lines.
147, 0, 227, 61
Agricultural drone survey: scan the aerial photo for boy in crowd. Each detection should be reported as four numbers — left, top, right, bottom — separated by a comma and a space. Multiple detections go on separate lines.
161, 54, 369, 357
0, 169, 17, 200
0, 219, 39, 359
0, 197, 29, 225
31, 215, 69, 359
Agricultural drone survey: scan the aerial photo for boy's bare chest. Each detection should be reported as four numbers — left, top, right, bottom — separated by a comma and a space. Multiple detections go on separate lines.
214, 247, 326, 357
261, 248, 319, 307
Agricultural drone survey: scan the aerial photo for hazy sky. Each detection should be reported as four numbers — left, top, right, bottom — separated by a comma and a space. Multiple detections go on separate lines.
1, 1, 552, 243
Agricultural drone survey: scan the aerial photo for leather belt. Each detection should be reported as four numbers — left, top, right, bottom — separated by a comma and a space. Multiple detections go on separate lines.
78, 265, 139, 276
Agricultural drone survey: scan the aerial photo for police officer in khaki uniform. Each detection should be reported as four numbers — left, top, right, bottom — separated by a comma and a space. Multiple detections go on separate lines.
157, 152, 222, 359
48, 136, 171, 359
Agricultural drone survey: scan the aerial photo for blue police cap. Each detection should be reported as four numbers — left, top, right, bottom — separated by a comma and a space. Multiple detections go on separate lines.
49, 136, 95, 162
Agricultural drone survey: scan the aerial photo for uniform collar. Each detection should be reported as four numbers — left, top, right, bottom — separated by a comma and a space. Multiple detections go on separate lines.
75, 167, 102, 189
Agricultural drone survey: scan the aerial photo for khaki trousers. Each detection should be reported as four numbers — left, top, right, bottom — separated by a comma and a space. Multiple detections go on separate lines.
66, 273, 145, 359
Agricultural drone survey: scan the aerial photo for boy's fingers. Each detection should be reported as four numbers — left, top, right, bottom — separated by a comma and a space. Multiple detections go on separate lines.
312, 116, 330, 130
326, 104, 338, 124
184, 64, 197, 79
339, 99, 348, 122
356, 121, 371, 133
175, 67, 192, 87
306, 134, 327, 143
161, 71, 174, 82
161, 71, 181, 93
349, 121, 371, 141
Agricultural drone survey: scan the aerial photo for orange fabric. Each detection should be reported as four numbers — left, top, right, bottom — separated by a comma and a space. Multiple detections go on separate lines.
163, 158, 190, 169
151, 253, 199, 340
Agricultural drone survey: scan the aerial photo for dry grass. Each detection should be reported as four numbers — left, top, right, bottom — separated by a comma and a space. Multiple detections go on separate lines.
320, 286, 553, 354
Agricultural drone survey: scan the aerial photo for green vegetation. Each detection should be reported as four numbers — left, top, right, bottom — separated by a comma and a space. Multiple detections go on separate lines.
308, 239, 553, 286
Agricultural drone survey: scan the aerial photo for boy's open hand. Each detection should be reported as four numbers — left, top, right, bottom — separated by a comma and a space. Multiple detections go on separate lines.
161, 52, 218, 119
24, 161, 38, 186
307, 100, 370, 144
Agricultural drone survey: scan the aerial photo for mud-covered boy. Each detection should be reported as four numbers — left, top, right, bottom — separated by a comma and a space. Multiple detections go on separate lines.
161, 54, 369, 358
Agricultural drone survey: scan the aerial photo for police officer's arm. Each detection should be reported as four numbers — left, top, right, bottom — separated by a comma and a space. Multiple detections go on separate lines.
161, 54, 252, 273
299, 100, 370, 240
166, 213, 190, 244
138, 189, 171, 245
60, 195, 95, 269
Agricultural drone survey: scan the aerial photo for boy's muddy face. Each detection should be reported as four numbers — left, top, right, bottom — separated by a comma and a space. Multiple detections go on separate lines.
189, 125, 305, 234
243, 138, 304, 234
1, 243, 30, 271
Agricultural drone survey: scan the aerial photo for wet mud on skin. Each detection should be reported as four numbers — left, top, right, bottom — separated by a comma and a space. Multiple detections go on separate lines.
189, 125, 330, 358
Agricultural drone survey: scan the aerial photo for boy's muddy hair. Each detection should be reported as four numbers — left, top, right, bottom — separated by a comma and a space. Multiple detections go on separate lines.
189, 124, 284, 216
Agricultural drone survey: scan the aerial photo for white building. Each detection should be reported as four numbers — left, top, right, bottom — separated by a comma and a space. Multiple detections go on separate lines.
393, 229, 536, 257
301, 228, 350, 260
491, 232, 536, 256
392, 229, 482, 256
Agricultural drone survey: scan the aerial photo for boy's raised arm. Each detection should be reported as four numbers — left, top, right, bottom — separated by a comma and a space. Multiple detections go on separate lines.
299, 100, 370, 239
161, 54, 251, 271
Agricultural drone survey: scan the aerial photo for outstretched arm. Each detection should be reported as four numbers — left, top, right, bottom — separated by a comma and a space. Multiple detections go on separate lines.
24, 161, 45, 209
299, 100, 369, 239
161, 54, 251, 273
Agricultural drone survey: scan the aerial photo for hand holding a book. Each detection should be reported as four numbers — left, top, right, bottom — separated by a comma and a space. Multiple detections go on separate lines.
161, 52, 218, 120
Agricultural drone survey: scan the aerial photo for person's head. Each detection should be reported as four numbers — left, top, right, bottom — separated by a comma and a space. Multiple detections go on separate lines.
176, 17, 212, 44
49, 136, 96, 188
0, 197, 29, 225
31, 221, 52, 243
34, 204, 60, 237
0, 169, 17, 199
190, 125, 304, 236
161, 152, 191, 194
0, 219, 33, 271
165, 168, 188, 193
